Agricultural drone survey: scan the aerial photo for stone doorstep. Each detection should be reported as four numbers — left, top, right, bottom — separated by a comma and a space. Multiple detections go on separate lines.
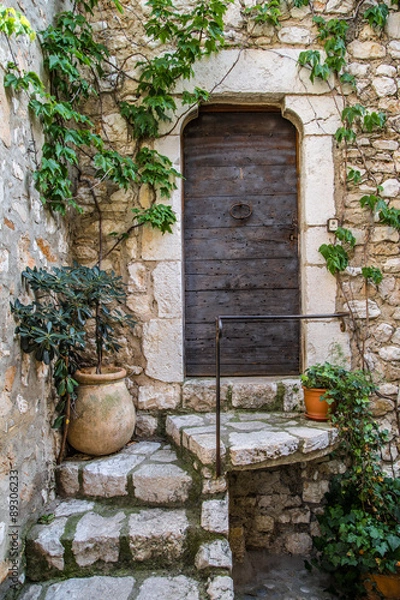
57, 441, 193, 503
166, 412, 339, 470
26, 501, 232, 581
17, 574, 235, 600
182, 377, 304, 413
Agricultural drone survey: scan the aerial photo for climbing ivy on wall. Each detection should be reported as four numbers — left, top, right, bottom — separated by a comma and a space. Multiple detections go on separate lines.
2, 0, 400, 365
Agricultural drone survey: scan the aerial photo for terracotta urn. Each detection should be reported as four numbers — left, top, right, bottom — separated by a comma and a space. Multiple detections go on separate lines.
67, 366, 136, 456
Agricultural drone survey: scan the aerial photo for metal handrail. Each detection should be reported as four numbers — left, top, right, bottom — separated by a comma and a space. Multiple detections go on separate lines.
215, 312, 349, 476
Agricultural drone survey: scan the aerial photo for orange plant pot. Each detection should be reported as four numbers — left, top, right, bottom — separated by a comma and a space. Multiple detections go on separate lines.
364, 572, 400, 599
303, 387, 332, 422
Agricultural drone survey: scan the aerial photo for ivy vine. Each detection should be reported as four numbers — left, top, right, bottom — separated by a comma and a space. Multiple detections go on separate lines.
2, 0, 400, 370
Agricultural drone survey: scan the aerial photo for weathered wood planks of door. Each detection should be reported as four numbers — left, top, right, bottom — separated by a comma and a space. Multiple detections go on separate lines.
183, 111, 300, 377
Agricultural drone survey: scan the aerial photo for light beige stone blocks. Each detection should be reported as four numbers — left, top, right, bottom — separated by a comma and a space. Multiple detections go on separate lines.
153, 261, 182, 318
302, 266, 337, 314
301, 136, 336, 225
143, 319, 184, 382
137, 382, 181, 410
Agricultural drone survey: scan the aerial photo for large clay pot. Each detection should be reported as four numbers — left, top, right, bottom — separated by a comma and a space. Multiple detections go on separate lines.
303, 387, 333, 422
364, 571, 400, 599
67, 366, 136, 456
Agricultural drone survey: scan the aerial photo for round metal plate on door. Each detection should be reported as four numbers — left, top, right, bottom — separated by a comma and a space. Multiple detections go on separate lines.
229, 202, 253, 220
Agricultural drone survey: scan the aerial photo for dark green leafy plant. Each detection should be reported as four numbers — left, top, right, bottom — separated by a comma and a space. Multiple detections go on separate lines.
300, 361, 347, 391
11, 264, 135, 460
309, 369, 400, 599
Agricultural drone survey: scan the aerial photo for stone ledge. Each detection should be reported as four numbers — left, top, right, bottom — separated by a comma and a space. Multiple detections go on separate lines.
56, 441, 192, 503
166, 412, 339, 471
182, 377, 304, 413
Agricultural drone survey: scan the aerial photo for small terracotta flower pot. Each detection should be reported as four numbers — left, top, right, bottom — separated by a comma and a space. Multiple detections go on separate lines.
303, 387, 333, 422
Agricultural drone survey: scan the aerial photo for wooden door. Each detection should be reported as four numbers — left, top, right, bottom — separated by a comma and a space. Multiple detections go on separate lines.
183, 110, 300, 377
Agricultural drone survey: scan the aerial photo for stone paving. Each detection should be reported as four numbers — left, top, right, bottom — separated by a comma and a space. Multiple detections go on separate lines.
17, 574, 235, 600
57, 440, 192, 502
234, 553, 337, 600
167, 412, 339, 470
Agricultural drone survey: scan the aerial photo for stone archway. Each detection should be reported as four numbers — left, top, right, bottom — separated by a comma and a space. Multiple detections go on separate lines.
141, 48, 350, 385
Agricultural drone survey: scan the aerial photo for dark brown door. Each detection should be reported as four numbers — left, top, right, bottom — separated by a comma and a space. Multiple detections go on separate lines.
183, 110, 300, 377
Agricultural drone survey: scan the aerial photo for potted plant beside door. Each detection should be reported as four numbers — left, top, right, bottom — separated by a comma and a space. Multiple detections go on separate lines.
300, 362, 346, 421
11, 263, 137, 461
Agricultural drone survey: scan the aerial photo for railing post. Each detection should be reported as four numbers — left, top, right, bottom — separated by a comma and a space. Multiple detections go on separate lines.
215, 317, 222, 477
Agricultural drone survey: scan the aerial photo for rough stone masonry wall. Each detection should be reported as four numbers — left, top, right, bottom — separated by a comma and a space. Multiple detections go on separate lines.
0, 0, 69, 589
229, 457, 345, 561
71, 0, 400, 471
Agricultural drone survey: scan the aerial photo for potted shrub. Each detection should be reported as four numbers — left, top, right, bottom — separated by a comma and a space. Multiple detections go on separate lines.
11, 263, 136, 461
309, 369, 400, 599
300, 362, 347, 421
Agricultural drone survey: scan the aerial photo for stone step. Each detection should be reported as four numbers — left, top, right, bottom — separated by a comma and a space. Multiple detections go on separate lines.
166, 412, 338, 472
17, 573, 234, 600
57, 441, 194, 505
182, 377, 304, 413
25, 499, 232, 582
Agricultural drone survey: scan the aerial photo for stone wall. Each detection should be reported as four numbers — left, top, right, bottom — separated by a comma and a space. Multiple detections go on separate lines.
228, 458, 345, 561
69, 0, 400, 470
2, 0, 400, 588
0, 0, 68, 590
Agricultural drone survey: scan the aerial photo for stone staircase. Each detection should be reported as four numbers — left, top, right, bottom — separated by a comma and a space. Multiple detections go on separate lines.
15, 378, 339, 600
17, 441, 233, 600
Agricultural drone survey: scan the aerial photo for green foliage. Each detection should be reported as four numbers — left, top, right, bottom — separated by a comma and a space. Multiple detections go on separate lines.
0, 6, 36, 40
2, 3, 178, 229
299, 17, 348, 82
40, 11, 109, 99
359, 193, 386, 212
120, 103, 162, 139
139, 0, 232, 125
319, 243, 349, 275
363, 3, 389, 29
362, 266, 383, 285
319, 229, 355, 277
137, 148, 181, 197
244, 0, 282, 27
300, 361, 348, 391
311, 370, 399, 599
181, 87, 210, 106
11, 264, 135, 427
335, 105, 386, 144
298, 50, 330, 83
378, 204, 400, 230
132, 204, 177, 234
335, 226, 356, 248
4, 65, 44, 93
347, 168, 362, 185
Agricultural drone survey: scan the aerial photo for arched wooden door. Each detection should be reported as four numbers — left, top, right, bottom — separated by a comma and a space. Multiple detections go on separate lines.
183, 109, 300, 377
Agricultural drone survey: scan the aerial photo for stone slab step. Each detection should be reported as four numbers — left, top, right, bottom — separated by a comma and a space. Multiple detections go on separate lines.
166, 412, 338, 471
26, 500, 232, 582
57, 441, 193, 504
17, 573, 234, 600
182, 377, 304, 413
